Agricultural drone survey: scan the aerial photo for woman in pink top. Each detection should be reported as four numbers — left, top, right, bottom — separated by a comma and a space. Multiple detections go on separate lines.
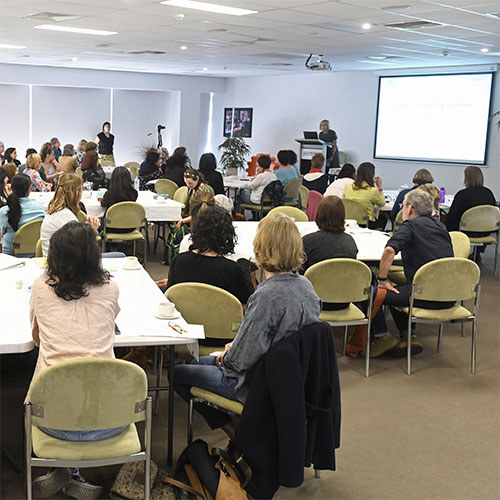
29, 221, 121, 498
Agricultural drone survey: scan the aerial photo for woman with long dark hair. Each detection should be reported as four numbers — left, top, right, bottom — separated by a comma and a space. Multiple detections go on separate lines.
101, 166, 138, 209
0, 166, 12, 207
198, 153, 224, 195
0, 174, 44, 255
164, 148, 189, 187
95, 121, 115, 167
28, 221, 121, 498
81, 142, 106, 189
4, 147, 21, 168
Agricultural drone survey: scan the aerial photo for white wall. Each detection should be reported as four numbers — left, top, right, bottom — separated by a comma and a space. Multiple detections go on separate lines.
211, 68, 500, 197
0, 63, 226, 164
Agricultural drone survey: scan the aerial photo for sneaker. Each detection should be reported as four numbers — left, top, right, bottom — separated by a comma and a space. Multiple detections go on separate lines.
387, 335, 423, 358
362, 334, 399, 358
62, 474, 105, 500
32, 468, 71, 498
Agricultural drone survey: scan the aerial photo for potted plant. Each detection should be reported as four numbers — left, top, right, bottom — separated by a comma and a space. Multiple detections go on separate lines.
218, 137, 251, 176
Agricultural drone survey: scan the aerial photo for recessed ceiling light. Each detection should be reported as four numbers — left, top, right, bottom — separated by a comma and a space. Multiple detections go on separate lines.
161, 1, 257, 16
480, 48, 489, 53
0, 43, 27, 49
71, 56, 79, 62
362, 23, 372, 30
202, 67, 208, 71
180, 45, 187, 50
34, 24, 117, 36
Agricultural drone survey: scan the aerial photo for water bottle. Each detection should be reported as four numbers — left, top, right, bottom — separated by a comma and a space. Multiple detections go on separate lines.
439, 186, 446, 203
134, 176, 140, 192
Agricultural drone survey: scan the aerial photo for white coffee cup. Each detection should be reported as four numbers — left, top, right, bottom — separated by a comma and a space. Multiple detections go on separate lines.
157, 196, 167, 203
123, 256, 139, 269
158, 301, 175, 317
345, 219, 358, 229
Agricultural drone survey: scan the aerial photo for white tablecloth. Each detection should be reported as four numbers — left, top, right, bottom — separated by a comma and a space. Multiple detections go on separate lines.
30, 191, 184, 222
382, 189, 454, 212
223, 175, 252, 190
0, 256, 199, 354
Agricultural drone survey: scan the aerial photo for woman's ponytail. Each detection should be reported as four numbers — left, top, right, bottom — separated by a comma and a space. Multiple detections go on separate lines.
7, 174, 31, 231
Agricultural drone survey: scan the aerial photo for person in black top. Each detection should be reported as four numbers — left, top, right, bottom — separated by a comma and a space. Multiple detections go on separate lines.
445, 166, 496, 233
198, 153, 224, 195
319, 119, 339, 168
167, 205, 254, 308
138, 150, 162, 190
164, 148, 189, 188
4, 147, 21, 169
95, 122, 115, 167
371, 189, 454, 358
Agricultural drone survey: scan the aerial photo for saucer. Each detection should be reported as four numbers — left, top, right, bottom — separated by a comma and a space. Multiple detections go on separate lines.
154, 311, 180, 320
123, 265, 141, 271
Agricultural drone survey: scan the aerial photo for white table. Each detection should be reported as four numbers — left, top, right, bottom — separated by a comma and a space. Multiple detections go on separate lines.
30, 191, 184, 222
382, 189, 454, 212
0, 256, 198, 465
223, 175, 252, 190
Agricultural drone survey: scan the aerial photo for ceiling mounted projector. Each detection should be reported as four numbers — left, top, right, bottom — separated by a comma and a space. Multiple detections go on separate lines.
305, 53, 332, 71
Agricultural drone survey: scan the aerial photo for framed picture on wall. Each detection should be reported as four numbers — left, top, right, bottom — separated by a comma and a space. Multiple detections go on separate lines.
223, 107, 253, 138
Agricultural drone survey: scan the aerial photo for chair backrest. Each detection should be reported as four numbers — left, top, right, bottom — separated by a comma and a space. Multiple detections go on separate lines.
124, 162, 140, 180
305, 258, 372, 303
449, 231, 470, 258
306, 190, 324, 221
12, 219, 43, 256
155, 178, 178, 197
174, 186, 189, 205
395, 209, 404, 230
203, 183, 215, 196
76, 210, 87, 223
28, 358, 147, 430
459, 205, 500, 233
35, 239, 43, 257
105, 201, 146, 230
338, 151, 347, 165
342, 199, 368, 225
283, 177, 302, 202
75, 167, 83, 179
412, 257, 480, 302
166, 283, 243, 341
268, 206, 308, 222
262, 180, 284, 207
299, 185, 309, 210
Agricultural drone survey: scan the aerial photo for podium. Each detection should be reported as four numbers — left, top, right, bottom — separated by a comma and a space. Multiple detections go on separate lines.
295, 139, 332, 175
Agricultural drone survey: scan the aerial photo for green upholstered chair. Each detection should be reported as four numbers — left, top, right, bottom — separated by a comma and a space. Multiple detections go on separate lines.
299, 185, 310, 211
459, 205, 500, 275
102, 201, 147, 267
75, 167, 83, 179
76, 210, 87, 223
342, 199, 369, 227
35, 239, 43, 258
305, 258, 374, 377
25, 358, 152, 500
283, 177, 302, 207
165, 283, 243, 357
338, 151, 347, 165
240, 192, 275, 220
173, 186, 189, 206
450, 231, 471, 259
13, 219, 43, 257
400, 258, 481, 375
155, 179, 178, 198
268, 206, 308, 222
124, 162, 140, 180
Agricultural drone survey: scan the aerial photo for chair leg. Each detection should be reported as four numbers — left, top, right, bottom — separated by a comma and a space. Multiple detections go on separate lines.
471, 317, 478, 374
154, 347, 164, 416
342, 326, 348, 356
436, 324, 443, 353
133, 240, 136, 257
188, 397, 194, 445
494, 241, 498, 276
314, 468, 321, 479
144, 397, 152, 500
407, 318, 412, 375
24, 404, 33, 500
143, 239, 147, 270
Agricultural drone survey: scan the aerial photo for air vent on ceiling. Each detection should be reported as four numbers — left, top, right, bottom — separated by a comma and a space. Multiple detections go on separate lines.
128, 50, 166, 55
25, 12, 80, 22
385, 20, 442, 28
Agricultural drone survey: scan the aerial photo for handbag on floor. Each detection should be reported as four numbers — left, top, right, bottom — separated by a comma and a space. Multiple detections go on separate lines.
163, 224, 187, 265
163, 439, 250, 500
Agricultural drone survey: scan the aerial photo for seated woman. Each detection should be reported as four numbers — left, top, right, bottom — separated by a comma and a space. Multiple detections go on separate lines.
2, 162, 17, 183
0, 166, 12, 207
28, 221, 121, 497
4, 147, 21, 169
139, 150, 162, 189
40, 173, 100, 256
446, 166, 496, 232
302, 152, 327, 194
275, 150, 299, 189
302, 195, 358, 310
18, 148, 37, 174
343, 162, 385, 228
59, 144, 78, 173
199, 153, 224, 195
174, 213, 321, 440
390, 168, 434, 220
325, 163, 355, 198
417, 184, 441, 221
80, 142, 106, 189
75, 139, 87, 167
40, 143, 63, 184
177, 168, 213, 227
238, 155, 277, 206
24, 153, 52, 192
0, 174, 44, 256
164, 147, 189, 187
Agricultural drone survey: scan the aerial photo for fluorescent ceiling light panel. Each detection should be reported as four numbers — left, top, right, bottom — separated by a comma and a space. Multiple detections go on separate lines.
160, 1, 257, 16
34, 24, 117, 36
0, 43, 26, 49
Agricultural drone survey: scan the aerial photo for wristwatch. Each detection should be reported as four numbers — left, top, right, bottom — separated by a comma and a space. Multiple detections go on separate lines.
377, 276, 388, 281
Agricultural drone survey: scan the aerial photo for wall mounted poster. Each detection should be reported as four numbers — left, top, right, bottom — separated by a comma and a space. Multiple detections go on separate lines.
223, 107, 253, 138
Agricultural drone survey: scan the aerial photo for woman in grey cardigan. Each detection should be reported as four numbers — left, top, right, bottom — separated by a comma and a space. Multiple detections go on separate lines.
174, 213, 321, 441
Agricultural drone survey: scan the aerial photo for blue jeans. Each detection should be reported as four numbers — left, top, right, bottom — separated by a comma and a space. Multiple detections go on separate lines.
239, 189, 254, 205
102, 252, 126, 258
39, 426, 127, 441
174, 356, 239, 430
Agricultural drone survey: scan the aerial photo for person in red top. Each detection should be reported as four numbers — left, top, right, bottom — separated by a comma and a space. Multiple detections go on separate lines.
302, 153, 327, 194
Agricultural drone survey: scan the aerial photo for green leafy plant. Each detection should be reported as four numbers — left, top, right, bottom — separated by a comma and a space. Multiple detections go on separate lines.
490, 110, 500, 131
218, 137, 251, 174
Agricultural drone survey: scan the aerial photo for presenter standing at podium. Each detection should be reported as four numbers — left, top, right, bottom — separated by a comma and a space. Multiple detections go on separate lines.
319, 119, 339, 168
